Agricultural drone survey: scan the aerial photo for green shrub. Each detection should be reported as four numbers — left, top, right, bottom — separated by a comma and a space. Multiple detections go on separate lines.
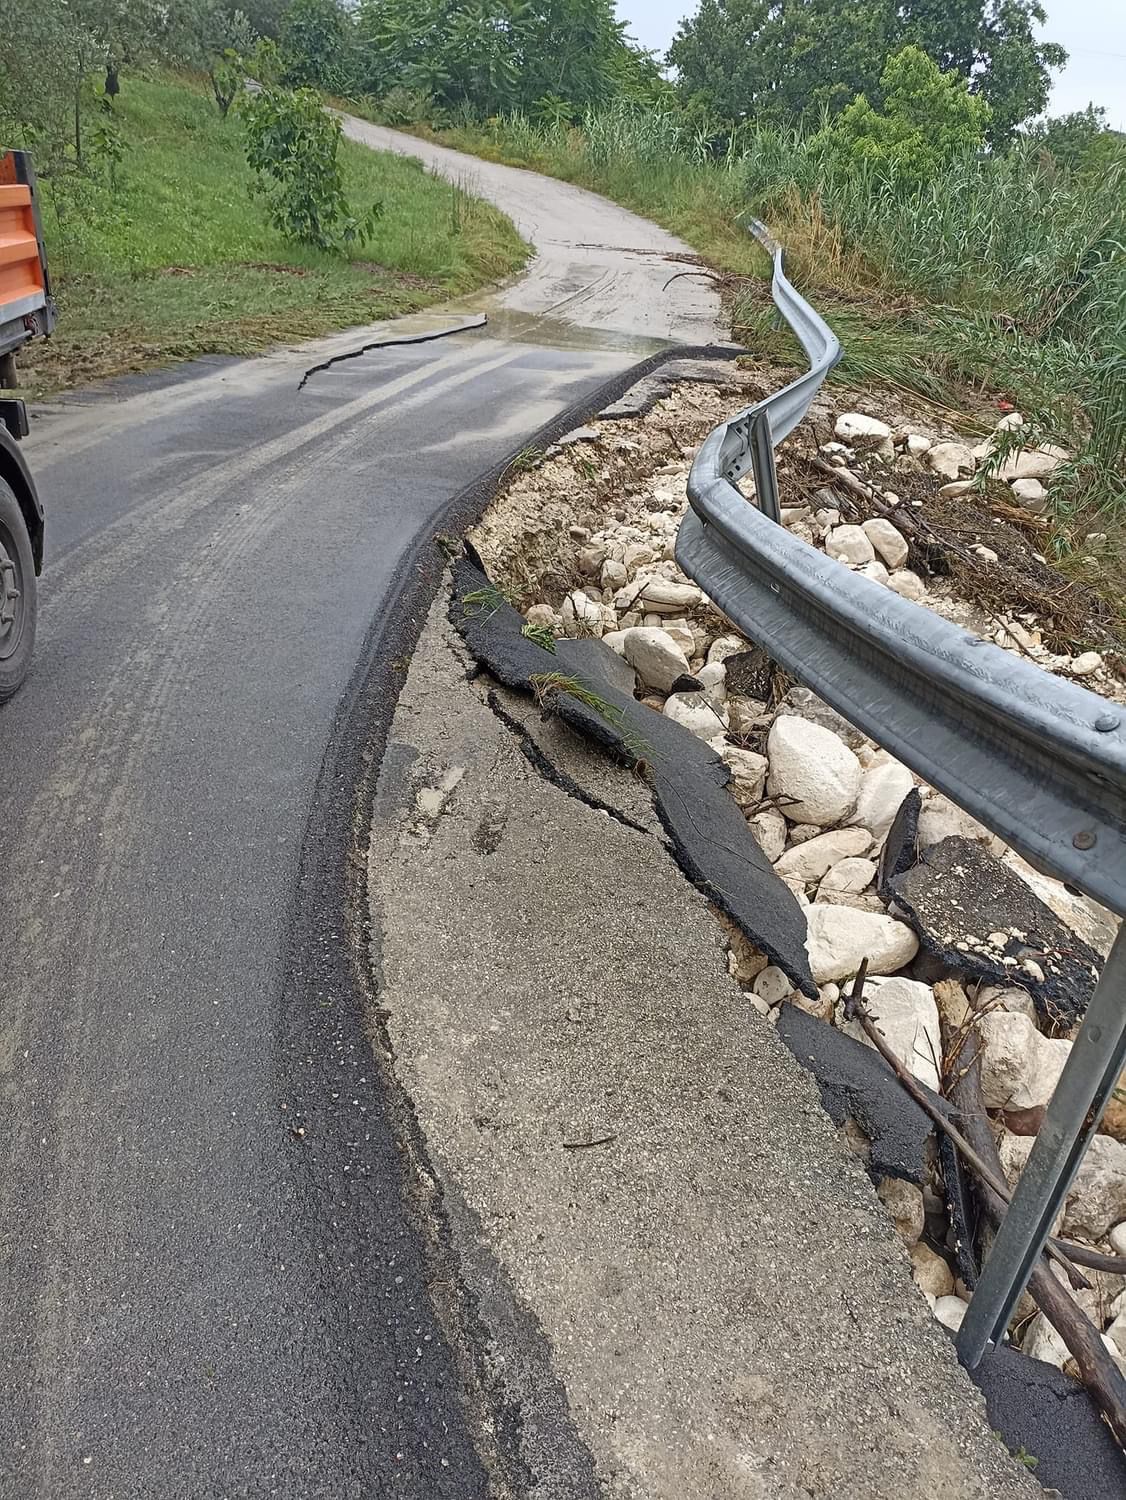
239, 85, 381, 249
821, 46, 990, 182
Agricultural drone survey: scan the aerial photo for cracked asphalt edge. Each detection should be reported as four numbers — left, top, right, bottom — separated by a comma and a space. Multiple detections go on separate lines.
365, 587, 1044, 1499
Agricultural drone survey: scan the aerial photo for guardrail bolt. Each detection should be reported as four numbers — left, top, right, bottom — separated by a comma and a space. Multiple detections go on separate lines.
1094, 713, 1119, 733
1072, 829, 1097, 850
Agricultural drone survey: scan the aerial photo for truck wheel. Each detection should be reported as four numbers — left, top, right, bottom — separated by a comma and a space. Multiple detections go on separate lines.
0, 475, 37, 702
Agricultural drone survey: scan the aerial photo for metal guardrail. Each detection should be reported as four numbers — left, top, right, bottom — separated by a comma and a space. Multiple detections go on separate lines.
676, 221, 1126, 1374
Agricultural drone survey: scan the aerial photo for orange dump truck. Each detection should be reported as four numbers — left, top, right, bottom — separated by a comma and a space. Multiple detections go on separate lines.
0, 148, 52, 700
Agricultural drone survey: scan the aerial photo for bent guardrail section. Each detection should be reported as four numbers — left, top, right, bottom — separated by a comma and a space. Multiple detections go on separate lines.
678, 224, 1126, 914
676, 220, 1126, 1377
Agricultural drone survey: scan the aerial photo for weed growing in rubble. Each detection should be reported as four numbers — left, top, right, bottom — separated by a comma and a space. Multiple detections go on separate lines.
461, 583, 518, 622
520, 622, 557, 653
529, 672, 652, 765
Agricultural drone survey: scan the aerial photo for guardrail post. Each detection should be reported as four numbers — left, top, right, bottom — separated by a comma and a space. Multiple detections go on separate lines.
956, 925, 1126, 1368
748, 409, 781, 524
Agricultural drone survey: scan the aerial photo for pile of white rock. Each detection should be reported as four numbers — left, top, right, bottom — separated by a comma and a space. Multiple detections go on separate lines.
516, 403, 1125, 1370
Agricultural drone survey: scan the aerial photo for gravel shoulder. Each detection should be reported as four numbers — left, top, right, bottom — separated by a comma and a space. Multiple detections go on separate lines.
368, 589, 1041, 1499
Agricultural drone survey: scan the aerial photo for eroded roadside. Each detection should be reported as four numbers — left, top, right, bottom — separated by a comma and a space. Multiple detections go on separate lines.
362, 357, 1123, 1498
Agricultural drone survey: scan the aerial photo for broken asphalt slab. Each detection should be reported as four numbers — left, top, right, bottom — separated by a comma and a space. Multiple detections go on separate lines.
366, 586, 1046, 1500
881, 794, 1102, 1025
451, 556, 817, 998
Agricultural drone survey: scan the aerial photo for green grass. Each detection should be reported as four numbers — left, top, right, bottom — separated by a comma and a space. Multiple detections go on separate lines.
18, 73, 528, 391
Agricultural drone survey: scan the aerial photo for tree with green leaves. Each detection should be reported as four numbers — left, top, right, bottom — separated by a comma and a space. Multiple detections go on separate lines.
668, 0, 1066, 145
1027, 106, 1126, 175
279, 0, 355, 91
238, 84, 381, 247
354, 0, 636, 119
822, 45, 990, 180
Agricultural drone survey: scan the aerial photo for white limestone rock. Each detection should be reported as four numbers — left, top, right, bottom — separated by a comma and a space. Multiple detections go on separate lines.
861, 518, 910, 571
774, 828, 872, 883
846, 759, 915, 841
766, 717, 862, 826
804, 905, 920, 985
621, 627, 691, 693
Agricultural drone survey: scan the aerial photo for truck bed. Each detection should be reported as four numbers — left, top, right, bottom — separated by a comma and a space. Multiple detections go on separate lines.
0, 150, 55, 362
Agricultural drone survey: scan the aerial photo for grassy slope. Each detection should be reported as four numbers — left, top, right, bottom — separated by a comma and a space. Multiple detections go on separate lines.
20, 75, 528, 391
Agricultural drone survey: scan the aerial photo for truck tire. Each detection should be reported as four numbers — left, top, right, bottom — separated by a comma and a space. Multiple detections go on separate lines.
0, 474, 37, 702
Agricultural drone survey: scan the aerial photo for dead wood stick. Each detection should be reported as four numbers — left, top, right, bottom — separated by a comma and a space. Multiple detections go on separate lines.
936, 978, 1126, 1451
844, 962, 1091, 1291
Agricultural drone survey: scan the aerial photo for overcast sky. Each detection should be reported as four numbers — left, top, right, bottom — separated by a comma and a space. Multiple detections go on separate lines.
616, 1, 1126, 130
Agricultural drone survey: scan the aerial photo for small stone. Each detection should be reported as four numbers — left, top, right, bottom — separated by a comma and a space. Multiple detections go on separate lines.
723, 922, 769, 986
568, 525, 590, 542
997, 446, 1069, 483
621, 628, 691, 693
721, 745, 769, 807
662, 624, 695, 657
706, 634, 748, 665
727, 695, 769, 738
846, 759, 914, 841
861, 560, 890, 585
970, 543, 999, 564
747, 808, 787, 863
577, 543, 608, 578
861, 518, 910, 571
1000, 1131, 1126, 1240
826, 524, 876, 566
905, 435, 932, 456
790, 988, 834, 1021
752, 965, 793, 1006
927, 442, 976, 481
1070, 651, 1102, 677
917, 793, 993, 849
775, 827, 872, 883
788, 824, 824, 845
995, 411, 1024, 433
696, 660, 727, 698
1023, 1313, 1070, 1370
561, 590, 603, 636
622, 542, 656, 572
877, 1176, 925, 1247
781, 505, 812, 527
766, 716, 863, 826
817, 857, 877, 900
978, 1011, 1070, 1113
601, 558, 628, 590
804, 905, 920, 984
835, 412, 892, 448
663, 691, 728, 740
1110, 1223, 1126, 1258
886, 570, 927, 602
1010, 477, 1048, 514
911, 1243, 954, 1300
977, 984, 1038, 1023
856, 976, 942, 1092
938, 480, 974, 498
525, 603, 559, 631
625, 578, 703, 614
933, 1296, 968, 1333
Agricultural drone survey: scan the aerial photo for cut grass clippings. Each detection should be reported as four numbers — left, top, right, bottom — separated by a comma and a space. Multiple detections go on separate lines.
18, 74, 529, 393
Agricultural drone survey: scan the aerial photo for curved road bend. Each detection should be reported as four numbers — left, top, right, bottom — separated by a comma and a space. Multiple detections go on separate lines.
0, 124, 721, 1497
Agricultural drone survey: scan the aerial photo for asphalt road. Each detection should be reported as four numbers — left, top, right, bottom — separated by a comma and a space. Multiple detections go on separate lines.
0, 128, 721, 1498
